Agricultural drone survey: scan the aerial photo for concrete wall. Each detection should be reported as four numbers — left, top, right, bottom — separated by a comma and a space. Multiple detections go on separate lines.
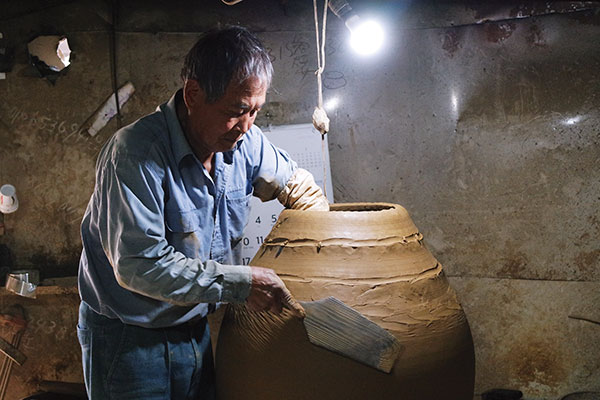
0, 1, 598, 399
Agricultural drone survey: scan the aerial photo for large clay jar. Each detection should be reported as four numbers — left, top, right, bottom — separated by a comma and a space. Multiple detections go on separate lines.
216, 203, 475, 400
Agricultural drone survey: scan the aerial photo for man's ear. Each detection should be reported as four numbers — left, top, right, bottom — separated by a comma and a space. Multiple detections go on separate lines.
183, 79, 205, 109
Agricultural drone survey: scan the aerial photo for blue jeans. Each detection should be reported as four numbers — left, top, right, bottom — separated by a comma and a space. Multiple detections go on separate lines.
77, 301, 215, 400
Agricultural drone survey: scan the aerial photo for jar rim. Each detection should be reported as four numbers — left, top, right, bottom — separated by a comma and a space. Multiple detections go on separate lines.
329, 203, 396, 212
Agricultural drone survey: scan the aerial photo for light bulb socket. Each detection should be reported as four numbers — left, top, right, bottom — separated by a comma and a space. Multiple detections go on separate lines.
328, 0, 357, 23
344, 14, 361, 32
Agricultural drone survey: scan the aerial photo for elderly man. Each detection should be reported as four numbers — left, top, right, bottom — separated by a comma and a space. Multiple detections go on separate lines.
77, 26, 328, 399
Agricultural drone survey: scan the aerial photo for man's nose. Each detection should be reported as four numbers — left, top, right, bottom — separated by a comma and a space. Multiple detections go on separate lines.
236, 113, 254, 133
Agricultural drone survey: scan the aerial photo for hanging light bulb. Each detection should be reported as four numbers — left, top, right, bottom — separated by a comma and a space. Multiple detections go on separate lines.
329, 0, 385, 56
346, 17, 384, 56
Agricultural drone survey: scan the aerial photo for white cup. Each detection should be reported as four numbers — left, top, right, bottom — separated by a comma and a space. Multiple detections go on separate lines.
0, 184, 19, 214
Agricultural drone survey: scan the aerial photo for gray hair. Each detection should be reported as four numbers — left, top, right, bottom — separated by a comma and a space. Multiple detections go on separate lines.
181, 26, 273, 103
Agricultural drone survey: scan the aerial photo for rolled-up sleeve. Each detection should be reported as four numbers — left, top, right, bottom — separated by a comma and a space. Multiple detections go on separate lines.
97, 151, 251, 305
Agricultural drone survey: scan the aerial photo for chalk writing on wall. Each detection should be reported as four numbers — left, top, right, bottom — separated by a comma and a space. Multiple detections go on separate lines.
323, 70, 347, 89
285, 34, 312, 79
0, 315, 72, 353
58, 202, 84, 225
262, 34, 345, 82
8, 108, 79, 138
5, 106, 107, 154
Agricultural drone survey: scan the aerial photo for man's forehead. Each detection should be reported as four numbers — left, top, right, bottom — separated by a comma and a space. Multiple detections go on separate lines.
224, 83, 266, 106
228, 76, 267, 93
229, 99, 265, 109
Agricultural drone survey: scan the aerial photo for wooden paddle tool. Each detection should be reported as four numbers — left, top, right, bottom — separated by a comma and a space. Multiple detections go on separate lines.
287, 295, 403, 373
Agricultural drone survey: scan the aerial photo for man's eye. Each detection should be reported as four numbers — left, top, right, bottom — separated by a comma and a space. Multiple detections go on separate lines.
229, 110, 244, 117
229, 108, 259, 118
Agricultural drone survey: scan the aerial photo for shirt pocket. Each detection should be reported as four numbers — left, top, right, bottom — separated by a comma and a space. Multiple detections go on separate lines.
165, 209, 205, 258
225, 190, 253, 246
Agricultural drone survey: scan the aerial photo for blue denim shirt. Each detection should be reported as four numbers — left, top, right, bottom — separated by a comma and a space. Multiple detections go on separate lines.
78, 90, 297, 328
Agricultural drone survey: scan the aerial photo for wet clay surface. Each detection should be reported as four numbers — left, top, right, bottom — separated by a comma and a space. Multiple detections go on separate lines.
216, 203, 475, 399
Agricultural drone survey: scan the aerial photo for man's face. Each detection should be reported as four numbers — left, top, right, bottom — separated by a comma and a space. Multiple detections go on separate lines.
183, 76, 267, 157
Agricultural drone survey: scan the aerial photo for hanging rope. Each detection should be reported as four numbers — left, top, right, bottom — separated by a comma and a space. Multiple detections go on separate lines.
312, 0, 330, 137
312, 0, 330, 200
314, 0, 327, 109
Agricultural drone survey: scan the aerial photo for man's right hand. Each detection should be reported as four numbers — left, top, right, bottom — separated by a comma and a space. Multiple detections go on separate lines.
246, 267, 305, 318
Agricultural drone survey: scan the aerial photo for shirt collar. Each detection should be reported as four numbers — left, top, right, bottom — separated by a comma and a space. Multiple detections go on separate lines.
161, 89, 194, 166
